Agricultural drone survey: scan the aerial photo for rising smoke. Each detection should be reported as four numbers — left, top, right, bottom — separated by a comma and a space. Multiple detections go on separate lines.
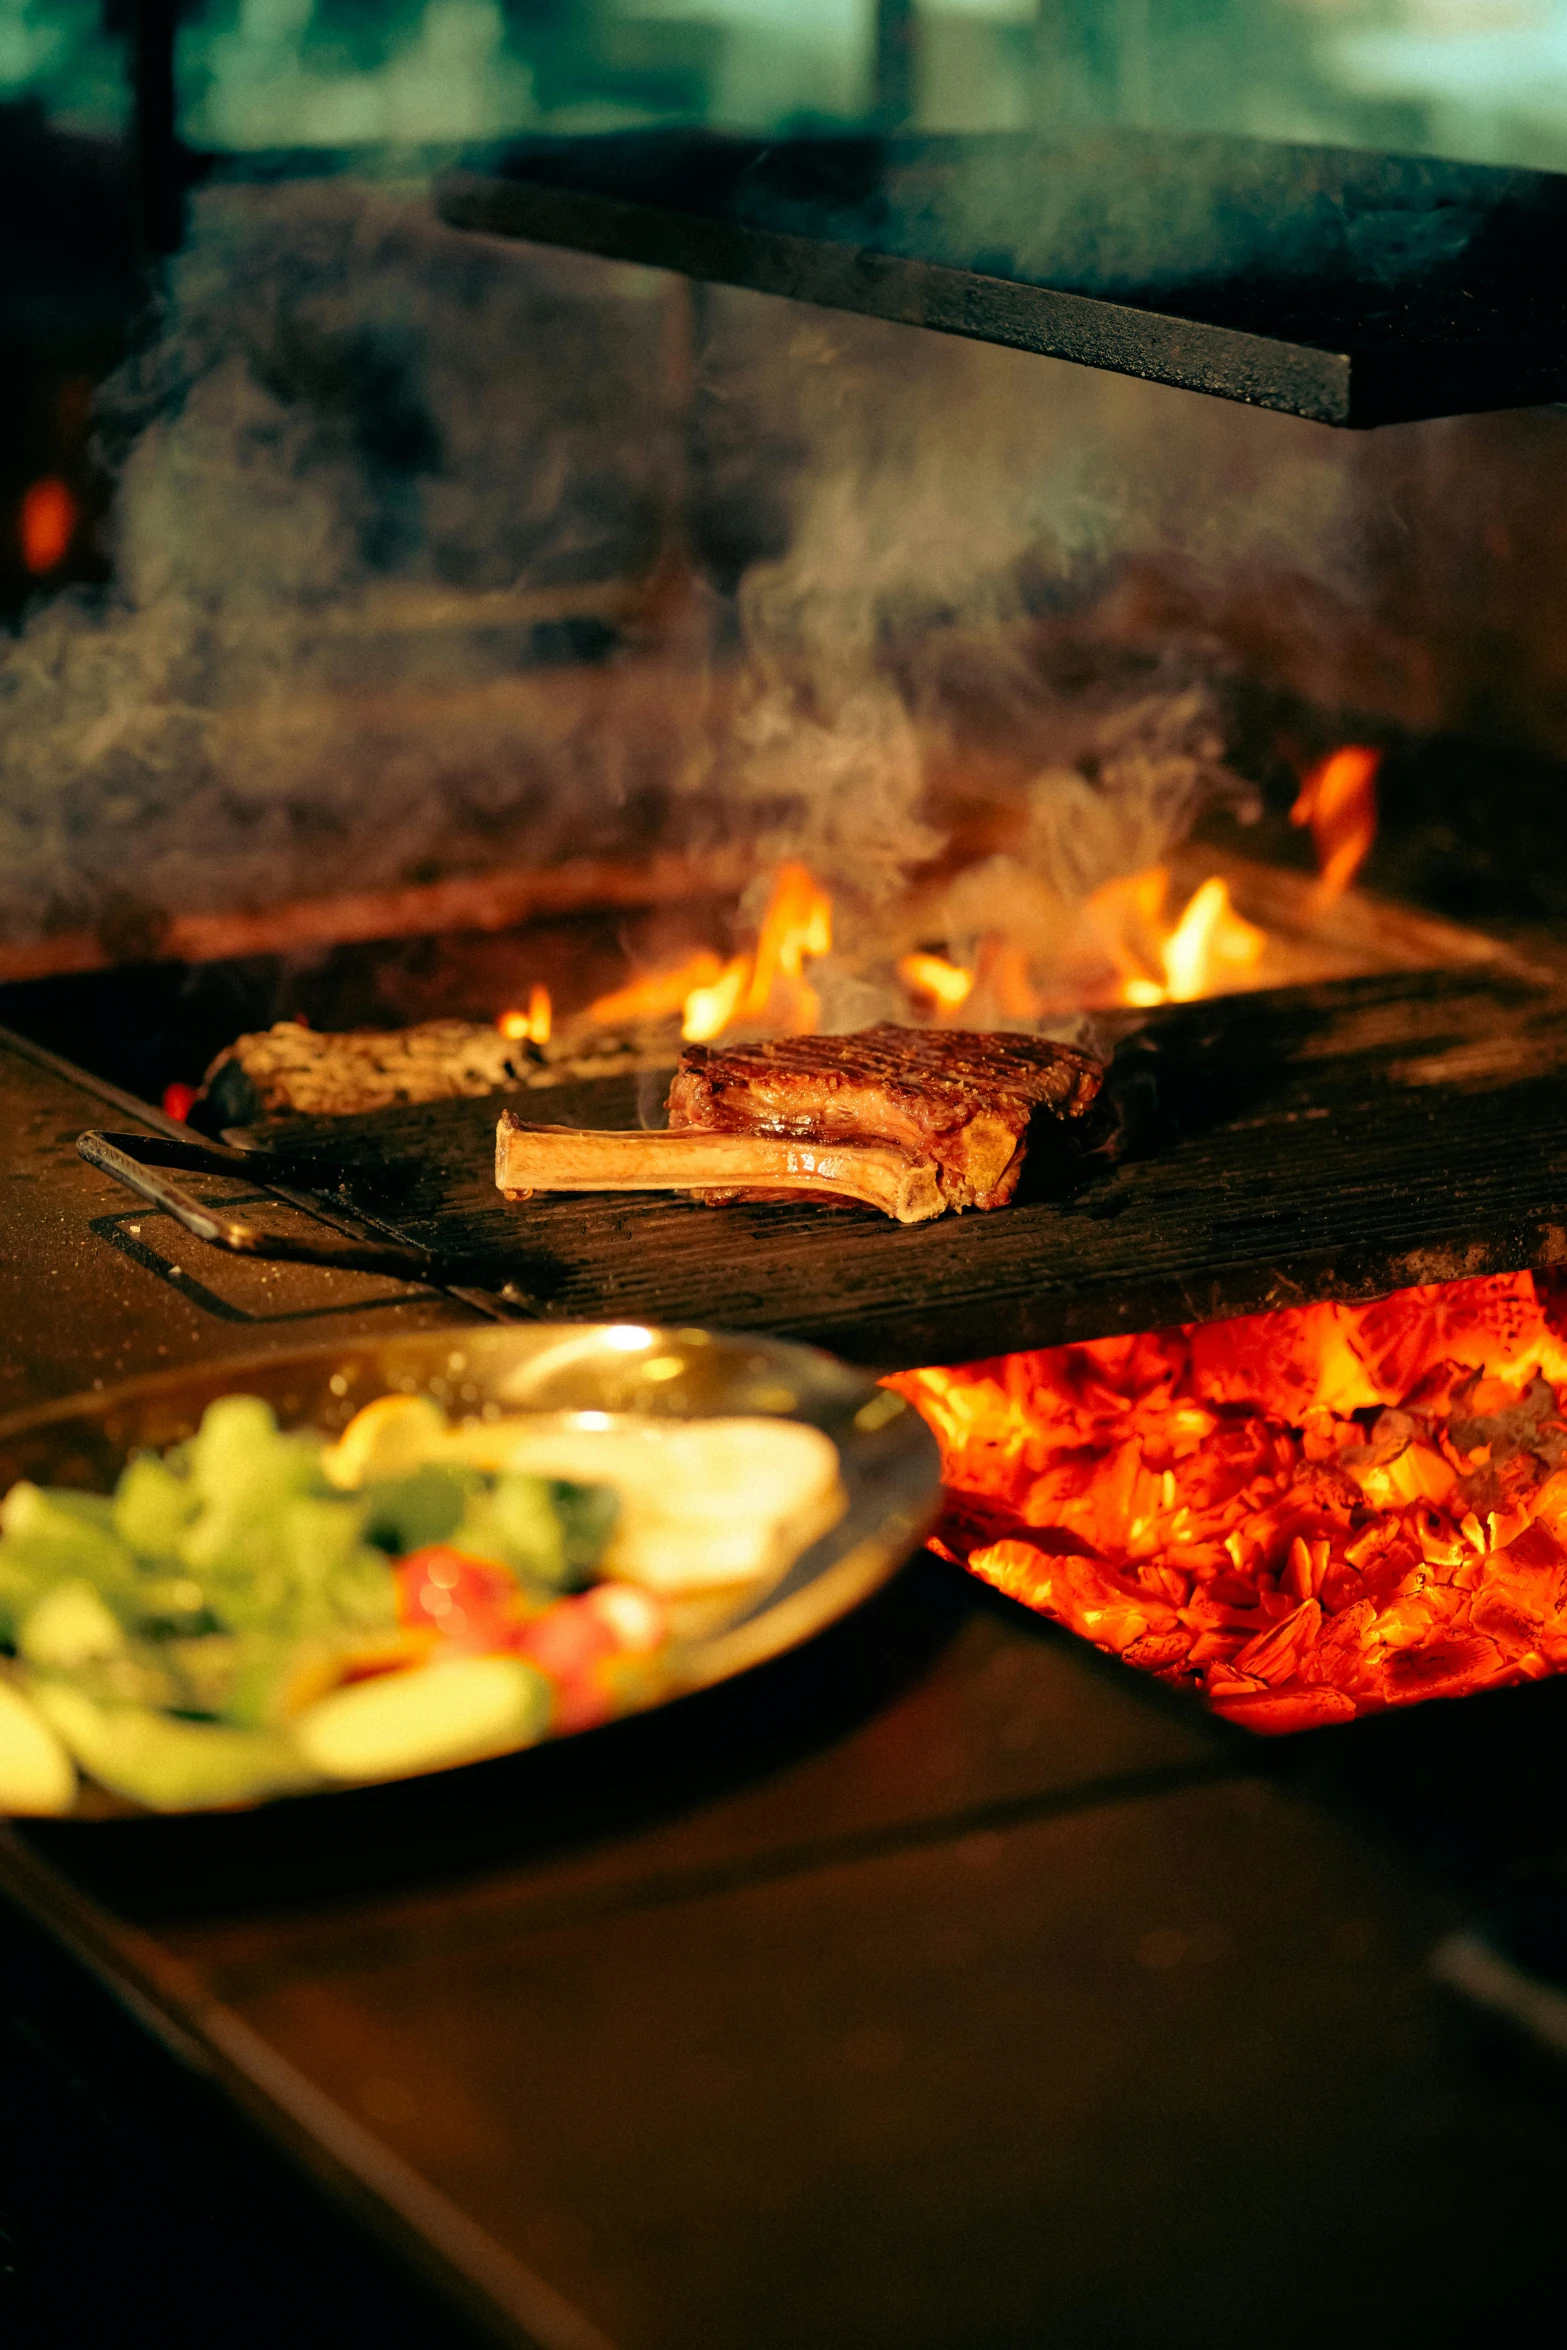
696, 295, 1371, 948
0, 170, 1390, 958
0, 176, 688, 946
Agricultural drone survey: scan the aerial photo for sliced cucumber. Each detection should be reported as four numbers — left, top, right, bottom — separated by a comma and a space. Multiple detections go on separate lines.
0, 1680, 76, 1815
293, 1656, 552, 1784
29, 1681, 315, 1812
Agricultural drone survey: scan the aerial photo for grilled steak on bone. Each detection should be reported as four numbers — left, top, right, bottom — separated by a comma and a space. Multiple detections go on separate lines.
666, 1025, 1104, 1212
494, 1027, 1104, 1223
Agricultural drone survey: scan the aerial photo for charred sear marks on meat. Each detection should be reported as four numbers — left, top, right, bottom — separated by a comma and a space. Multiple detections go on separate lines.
666, 1025, 1104, 1213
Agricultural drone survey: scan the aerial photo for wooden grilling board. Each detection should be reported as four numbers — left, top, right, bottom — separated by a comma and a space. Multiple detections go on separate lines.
244, 965, 1567, 1370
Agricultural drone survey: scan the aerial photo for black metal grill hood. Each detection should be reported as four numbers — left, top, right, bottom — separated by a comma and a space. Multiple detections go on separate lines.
438, 127, 1567, 427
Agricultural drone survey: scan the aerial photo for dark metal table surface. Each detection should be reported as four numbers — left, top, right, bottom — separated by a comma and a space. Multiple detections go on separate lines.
2, 1030, 1566, 2349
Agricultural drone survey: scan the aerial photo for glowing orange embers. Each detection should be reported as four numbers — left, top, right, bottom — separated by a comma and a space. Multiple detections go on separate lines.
1292, 744, 1381, 904
890, 1271, 1567, 1733
18, 477, 76, 575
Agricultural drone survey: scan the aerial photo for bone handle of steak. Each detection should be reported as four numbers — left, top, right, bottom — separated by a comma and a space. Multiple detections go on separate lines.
494, 1116, 945, 1224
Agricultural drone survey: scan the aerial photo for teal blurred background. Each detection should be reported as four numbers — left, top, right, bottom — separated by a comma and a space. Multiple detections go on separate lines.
6, 1, 1567, 165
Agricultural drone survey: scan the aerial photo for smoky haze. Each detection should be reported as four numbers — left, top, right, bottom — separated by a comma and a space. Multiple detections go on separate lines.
0, 171, 1554, 966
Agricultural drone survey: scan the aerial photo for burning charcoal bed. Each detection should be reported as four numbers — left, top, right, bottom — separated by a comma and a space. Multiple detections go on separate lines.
894, 1270, 1567, 1736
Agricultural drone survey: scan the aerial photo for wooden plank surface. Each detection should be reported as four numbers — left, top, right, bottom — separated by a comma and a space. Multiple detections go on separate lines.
243, 966, 1567, 1368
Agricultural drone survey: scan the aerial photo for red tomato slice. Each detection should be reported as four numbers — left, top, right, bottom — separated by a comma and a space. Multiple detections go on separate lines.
395, 1547, 522, 1656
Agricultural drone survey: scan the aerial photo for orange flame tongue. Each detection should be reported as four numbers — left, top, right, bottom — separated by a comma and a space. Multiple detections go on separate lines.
501, 864, 833, 1050
890, 1271, 1567, 1734
1292, 745, 1381, 903
586, 953, 724, 1029
684, 860, 832, 1041
1086, 868, 1266, 1009
498, 985, 551, 1045
897, 952, 974, 1014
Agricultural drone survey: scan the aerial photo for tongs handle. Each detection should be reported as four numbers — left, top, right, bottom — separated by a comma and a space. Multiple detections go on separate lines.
77, 1130, 441, 1283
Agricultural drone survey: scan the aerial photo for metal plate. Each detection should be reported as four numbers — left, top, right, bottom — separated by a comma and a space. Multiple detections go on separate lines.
0, 1325, 941, 1816
439, 129, 1567, 426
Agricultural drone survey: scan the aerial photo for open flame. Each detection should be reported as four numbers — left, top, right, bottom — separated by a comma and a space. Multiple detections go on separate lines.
569, 861, 833, 1045
680, 861, 832, 1041
896, 871, 1267, 1020
1089, 869, 1266, 1009
890, 1271, 1567, 1733
498, 984, 551, 1045
1291, 744, 1381, 905
584, 953, 725, 1031
497, 744, 1378, 1046
898, 951, 975, 1014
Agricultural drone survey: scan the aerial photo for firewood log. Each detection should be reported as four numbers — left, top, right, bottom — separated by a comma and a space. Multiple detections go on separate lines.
198, 1018, 671, 1126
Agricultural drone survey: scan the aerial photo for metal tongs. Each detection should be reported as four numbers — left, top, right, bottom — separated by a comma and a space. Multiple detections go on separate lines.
77, 1128, 445, 1284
